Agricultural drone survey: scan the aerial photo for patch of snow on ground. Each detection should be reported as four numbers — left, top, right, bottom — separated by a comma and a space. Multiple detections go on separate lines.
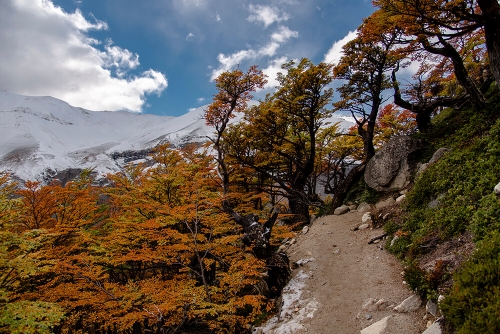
295, 257, 315, 266
255, 269, 319, 334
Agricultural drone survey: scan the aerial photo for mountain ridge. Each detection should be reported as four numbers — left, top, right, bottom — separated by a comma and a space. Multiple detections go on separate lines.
0, 91, 354, 182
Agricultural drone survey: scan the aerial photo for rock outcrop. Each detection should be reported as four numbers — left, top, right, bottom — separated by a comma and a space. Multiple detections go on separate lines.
364, 136, 424, 192
417, 147, 450, 176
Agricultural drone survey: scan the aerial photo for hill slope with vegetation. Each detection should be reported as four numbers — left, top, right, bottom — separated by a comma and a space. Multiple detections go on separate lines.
383, 90, 500, 333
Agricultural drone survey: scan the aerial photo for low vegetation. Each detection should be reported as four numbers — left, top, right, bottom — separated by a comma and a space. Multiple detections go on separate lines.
384, 91, 500, 332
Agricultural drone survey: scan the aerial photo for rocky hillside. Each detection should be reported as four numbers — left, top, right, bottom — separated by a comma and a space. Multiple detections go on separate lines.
339, 92, 500, 333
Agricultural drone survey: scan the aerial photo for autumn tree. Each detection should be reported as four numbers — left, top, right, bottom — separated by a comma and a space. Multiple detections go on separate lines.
315, 124, 364, 197
375, 103, 417, 141
224, 59, 334, 221
205, 66, 267, 197
333, 24, 400, 161
377, 0, 500, 91
327, 12, 402, 209
373, 0, 494, 109
15, 181, 57, 231
56, 143, 276, 333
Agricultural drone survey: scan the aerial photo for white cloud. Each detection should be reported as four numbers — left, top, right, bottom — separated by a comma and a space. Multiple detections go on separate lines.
271, 25, 298, 43
186, 32, 195, 40
215, 12, 221, 21
262, 56, 289, 89
197, 97, 206, 103
210, 26, 298, 80
0, 0, 167, 112
247, 4, 290, 28
323, 30, 358, 65
103, 41, 140, 71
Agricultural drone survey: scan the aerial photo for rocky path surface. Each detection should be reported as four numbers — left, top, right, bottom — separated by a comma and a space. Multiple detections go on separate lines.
257, 211, 429, 334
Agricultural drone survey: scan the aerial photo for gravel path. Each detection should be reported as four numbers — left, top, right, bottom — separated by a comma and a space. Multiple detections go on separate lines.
258, 211, 428, 334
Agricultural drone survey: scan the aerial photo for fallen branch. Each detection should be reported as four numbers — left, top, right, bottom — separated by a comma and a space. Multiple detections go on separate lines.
368, 233, 387, 244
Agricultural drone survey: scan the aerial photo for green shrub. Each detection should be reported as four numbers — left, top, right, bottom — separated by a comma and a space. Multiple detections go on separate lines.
441, 231, 500, 334
344, 178, 380, 205
470, 194, 500, 241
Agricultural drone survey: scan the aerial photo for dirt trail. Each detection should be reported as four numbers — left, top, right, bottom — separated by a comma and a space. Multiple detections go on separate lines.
259, 211, 428, 334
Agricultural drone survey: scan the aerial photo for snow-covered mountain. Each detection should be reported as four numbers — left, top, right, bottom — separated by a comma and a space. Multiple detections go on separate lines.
0, 91, 353, 182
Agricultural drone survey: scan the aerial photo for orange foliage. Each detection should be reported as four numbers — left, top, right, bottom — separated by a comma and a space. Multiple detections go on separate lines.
2, 147, 272, 333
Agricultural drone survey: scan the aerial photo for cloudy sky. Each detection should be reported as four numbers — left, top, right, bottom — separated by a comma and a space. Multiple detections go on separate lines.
0, 0, 375, 116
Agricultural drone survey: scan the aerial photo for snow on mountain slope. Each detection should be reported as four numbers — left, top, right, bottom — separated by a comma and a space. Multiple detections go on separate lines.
0, 91, 353, 181
0, 91, 211, 180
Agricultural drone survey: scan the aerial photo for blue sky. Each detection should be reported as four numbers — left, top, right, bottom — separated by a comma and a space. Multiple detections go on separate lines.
0, 0, 375, 116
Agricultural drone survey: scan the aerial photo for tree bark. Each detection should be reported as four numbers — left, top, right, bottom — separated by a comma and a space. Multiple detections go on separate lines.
287, 193, 310, 223
421, 36, 486, 110
225, 208, 278, 259
391, 68, 469, 132
329, 163, 366, 211
478, 0, 500, 90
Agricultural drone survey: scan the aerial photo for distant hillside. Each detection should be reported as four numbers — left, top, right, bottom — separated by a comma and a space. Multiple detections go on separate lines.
0, 91, 354, 182
0, 91, 198, 180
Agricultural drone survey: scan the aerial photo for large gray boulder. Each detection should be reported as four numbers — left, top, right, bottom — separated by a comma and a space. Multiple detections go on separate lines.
365, 136, 424, 192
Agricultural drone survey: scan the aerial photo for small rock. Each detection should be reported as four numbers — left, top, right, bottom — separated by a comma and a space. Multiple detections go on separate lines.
358, 223, 370, 230
428, 147, 450, 164
334, 205, 350, 215
363, 298, 388, 312
362, 212, 372, 223
375, 299, 388, 310
310, 215, 317, 224
390, 236, 399, 247
422, 320, 442, 334
360, 316, 391, 334
396, 194, 406, 203
349, 204, 358, 211
302, 226, 309, 234
428, 193, 445, 209
362, 298, 378, 311
437, 295, 445, 304
277, 245, 287, 253
494, 182, 500, 195
373, 239, 380, 244
393, 294, 421, 312
426, 300, 439, 317
375, 197, 396, 209
333, 249, 340, 254
365, 314, 372, 320
357, 202, 372, 213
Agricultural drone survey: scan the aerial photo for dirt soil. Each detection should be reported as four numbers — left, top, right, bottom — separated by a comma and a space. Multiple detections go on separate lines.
258, 211, 429, 334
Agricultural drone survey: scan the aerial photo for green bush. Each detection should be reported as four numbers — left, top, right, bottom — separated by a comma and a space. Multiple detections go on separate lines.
441, 231, 500, 334
344, 178, 380, 205
384, 105, 500, 312
470, 194, 500, 241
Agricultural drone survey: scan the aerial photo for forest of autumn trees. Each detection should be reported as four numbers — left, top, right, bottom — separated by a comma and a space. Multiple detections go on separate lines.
1, 1, 500, 333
